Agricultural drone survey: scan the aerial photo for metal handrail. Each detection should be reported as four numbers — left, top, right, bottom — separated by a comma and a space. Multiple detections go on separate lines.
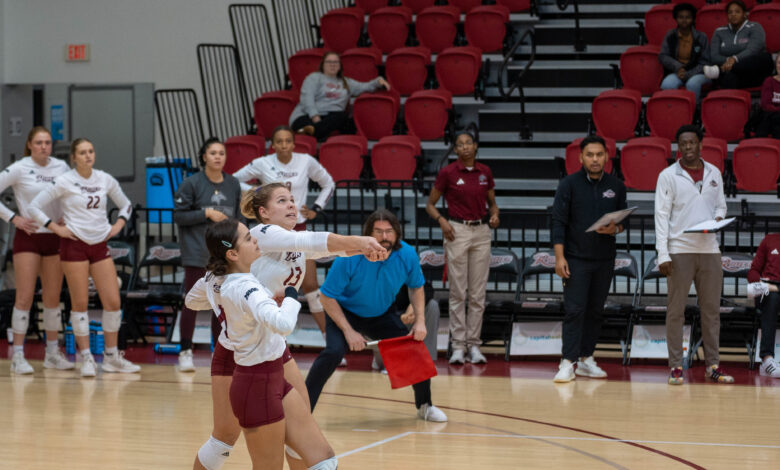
556, 0, 585, 52
498, 29, 535, 140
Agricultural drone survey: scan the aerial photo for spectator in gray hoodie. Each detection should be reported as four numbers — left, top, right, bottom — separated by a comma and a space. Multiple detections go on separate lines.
290, 51, 390, 141
704, 0, 773, 89
659, 3, 711, 102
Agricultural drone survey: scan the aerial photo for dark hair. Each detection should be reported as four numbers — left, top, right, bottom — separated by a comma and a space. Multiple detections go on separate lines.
675, 124, 703, 142
24, 126, 52, 156
205, 218, 241, 276
672, 3, 696, 21
271, 126, 294, 143
198, 137, 223, 166
318, 51, 349, 92
362, 208, 402, 251
241, 182, 288, 222
579, 135, 607, 152
725, 1, 746, 14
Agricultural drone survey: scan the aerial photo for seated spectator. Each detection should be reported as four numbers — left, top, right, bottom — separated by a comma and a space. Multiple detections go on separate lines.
757, 55, 780, 138
290, 51, 390, 141
747, 233, 780, 378
704, 0, 773, 89
659, 3, 711, 102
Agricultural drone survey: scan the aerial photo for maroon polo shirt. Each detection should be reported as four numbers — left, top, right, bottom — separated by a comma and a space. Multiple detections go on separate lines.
748, 233, 780, 283
434, 160, 495, 221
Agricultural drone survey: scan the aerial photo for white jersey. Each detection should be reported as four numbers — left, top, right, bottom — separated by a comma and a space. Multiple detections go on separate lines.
233, 152, 335, 224
185, 272, 300, 366
0, 157, 69, 233
29, 169, 132, 245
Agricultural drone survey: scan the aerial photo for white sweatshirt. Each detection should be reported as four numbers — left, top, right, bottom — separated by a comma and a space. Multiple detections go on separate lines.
654, 160, 727, 264
29, 169, 132, 245
0, 157, 69, 232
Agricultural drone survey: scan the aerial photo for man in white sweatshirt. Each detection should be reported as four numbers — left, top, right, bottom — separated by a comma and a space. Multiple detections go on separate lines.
655, 124, 733, 386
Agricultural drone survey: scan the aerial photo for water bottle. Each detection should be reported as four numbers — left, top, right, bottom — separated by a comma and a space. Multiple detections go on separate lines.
65, 326, 75, 355
154, 343, 181, 354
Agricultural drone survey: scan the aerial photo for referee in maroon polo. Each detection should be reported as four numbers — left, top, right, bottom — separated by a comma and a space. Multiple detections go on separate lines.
426, 131, 500, 365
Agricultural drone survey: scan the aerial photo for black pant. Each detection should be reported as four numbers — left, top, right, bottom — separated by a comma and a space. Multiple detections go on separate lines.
291, 111, 353, 141
759, 292, 780, 359
756, 111, 780, 139
718, 52, 773, 89
305, 305, 433, 410
561, 257, 614, 362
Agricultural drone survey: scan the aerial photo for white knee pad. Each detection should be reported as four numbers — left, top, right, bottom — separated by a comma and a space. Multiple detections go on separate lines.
305, 289, 323, 313
197, 436, 233, 470
102, 310, 122, 333
42, 307, 62, 332
286, 445, 302, 460
11, 308, 29, 335
70, 311, 90, 336
308, 457, 338, 470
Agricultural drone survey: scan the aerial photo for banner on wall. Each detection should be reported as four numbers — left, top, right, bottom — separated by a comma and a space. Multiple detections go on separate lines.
631, 324, 691, 359
510, 321, 562, 356
50, 105, 64, 140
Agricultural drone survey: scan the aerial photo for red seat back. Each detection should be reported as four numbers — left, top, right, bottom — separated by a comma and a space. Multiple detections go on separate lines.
356, 0, 389, 14
372, 135, 421, 183
435, 46, 482, 95
674, 137, 727, 173
702, 89, 751, 141
465, 6, 511, 53
449, 0, 483, 13
319, 135, 368, 185
591, 89, 643, 141
751, 5, 780, 53
224, 135, 266, 174
267, 134, 318, 157
253, 90, 298, 139
353, 89, 401, 140
386, 47, 432, 95
646, 89, 696, 141
733, 138, 780, 192
369, 7, 413, 53
416, 6, 460, 53
341, 47, 383, 82
496, 0, 532, 11
404, 89, 452, 140
620, 45, 663, 95
565, 137, 617, 175
621, 137, 672, 190
696, 5, 727, 39
320, 7, 365, 53
288, 48, 326, 92
671, 0, 705, 8
644, 4, 677, 46
401, 0, 436, 14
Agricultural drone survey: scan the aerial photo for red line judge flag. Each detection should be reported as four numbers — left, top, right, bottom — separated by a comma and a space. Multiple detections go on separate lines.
376, 336, 438, 389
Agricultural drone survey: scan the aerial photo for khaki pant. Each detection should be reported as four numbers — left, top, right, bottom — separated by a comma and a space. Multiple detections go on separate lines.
666, 253, 723, 368
444, 222, 492, 350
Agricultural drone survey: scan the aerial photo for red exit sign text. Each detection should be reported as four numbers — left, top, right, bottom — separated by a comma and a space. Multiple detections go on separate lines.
66, 44, 90, 62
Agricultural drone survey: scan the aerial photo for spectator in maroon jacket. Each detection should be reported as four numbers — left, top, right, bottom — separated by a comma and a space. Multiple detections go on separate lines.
748, 233, 780, 378
757, 55, 780, 138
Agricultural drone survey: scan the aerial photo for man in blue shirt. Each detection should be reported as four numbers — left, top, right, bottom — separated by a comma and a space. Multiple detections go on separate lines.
305, 209, 448, 422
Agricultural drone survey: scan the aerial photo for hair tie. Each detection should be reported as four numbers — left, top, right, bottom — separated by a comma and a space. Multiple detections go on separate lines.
221, 240, 233, 248
254, 185, 263, 193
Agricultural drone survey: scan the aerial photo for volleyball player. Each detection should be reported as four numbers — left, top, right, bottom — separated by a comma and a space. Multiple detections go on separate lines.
1, 127, 72, 374
29, 138, 140, 377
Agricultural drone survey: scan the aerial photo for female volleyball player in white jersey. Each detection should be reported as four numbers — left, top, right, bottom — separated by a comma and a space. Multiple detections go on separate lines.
187, 183, 384, 470
29, 138, 140, 377
1, 127, 72, 374
233, 126, 335, 335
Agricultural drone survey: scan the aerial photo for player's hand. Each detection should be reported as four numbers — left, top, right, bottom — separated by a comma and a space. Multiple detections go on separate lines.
273, 290, 284, 306
12, 216, 39, 235
359, 237, 388, 261
440, 219, 455, 241
555, 255, 570, 279
345, 328, 367, 351
300, 205, 317, 220
205, 208, 227, 222
658, 261, 673, 277
595, 221, 618, 236
409, 323, 426, 341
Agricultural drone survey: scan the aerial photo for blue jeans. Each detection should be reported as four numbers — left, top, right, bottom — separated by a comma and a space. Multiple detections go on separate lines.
660, 73, 711, 102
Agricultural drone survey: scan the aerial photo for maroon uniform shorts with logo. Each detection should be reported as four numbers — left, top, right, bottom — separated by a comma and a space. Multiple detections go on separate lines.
12, 231, 60, 256
229, 356, 294, 428
211, 342, 293, 377
59, 238, 111, 263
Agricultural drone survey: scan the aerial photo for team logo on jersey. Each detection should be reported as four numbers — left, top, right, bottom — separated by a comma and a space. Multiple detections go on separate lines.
79, 185, 101, 194
456, 178, 465, 185
35, 175, 55, 183
211, 191, 226, 205
175, 197, 183, 203
28, 170, 35, 174
244, 288, 258, 300
602, 189, 616, 198
479, 174, 488, 185
260, 225, 271, 233
772, 249, 779, 255
285, 252, 302, 262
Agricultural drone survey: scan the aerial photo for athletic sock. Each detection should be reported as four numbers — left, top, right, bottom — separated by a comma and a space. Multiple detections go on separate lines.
46, 340, 59, 355
13, 345, 24, 355
104, 346, 118, 357
80, 348, 92, 358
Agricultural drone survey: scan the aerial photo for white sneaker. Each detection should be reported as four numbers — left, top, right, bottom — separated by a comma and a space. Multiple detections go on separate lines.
417, 404, 448, 422
703, 64, 720, 80
575, 356, 607, 378
748, 282, 771, 299
338, 357, 347, 367
43, 350, 75, 370
760, 357, 780, 378
468, 345, 487, 364
102, 351, 141, 373
10, 351, 33, 375
371, 355, 386, 373
554, 359, 575, 383
178, 349, 195, 372
81, 354, 97, 377
449, 348, 466, 365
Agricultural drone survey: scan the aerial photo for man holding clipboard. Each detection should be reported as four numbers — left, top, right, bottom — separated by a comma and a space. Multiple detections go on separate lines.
551, 135, 627, 383
654, 124, 733, 385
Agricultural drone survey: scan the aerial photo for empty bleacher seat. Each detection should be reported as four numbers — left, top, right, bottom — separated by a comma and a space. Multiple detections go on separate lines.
701, 89, 751, 141
449, 0, 483, 13
404, 89, 453, 140
224, 135, 265, 174
341, 47, 383, 82
355, 0, 389, 14
464, 5, 511, 53
435, 46, 483, 95
319, 135, 368, 185
353, 89, 401, 140
750, 4, 780, 53
386, 46, 432, 95
620, 136, 672, 190
401, 0, 436, 14
696, 4, 727, 39
368, 6, 413, 53
371, 134, 421, 181
253, 90, 298, 138
732, 138, 780, 192
646, 89, 696, 141
416, 6, 460, 53
620, 45, 663, 95
591, 89, 642, 141
671, 0, 706, 9
288, 48, 326, 92
320, 7, 365, 53
565, 137, 617, 175
644, 4, 677, 46
496, 0, 532, 12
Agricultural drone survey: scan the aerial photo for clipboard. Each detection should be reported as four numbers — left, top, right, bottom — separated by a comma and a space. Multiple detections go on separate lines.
683, 217, 735, 233
585, 206, 638, 233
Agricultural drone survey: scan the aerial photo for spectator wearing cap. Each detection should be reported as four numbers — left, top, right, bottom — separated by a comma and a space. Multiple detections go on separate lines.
551, 135, 626, 383
425, 131, 499, 365
659, 3, 712, 102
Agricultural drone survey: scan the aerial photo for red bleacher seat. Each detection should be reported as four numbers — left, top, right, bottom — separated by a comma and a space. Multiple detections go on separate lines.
696, 4, 727, 39
404, 89, 452, 140
750, 4, 780, 53
371, 135, 421, 182
591, 89, 642, 141
386, 46, 432, 95
675, 137, 727, 173
646, 89, 696, 141
288, 48, 326, 92
224, 135, 265, 174
416, 6, 460, 53
565, 137, 617, 175
620, 137, 672, 191
449, 0, 483, 13
355, 0, 389, 14
701, 89, 751, 141
341, 47, 383, 82
253, 90, 299, 139
620, 45, 663, 95
465, 5, 511, 53
671, 0, 705, 8
714, 0, 755, 10
401, 0, 436, 14
497, 0, 532, 11
319, 135, 368, 185
267, 134, 317, 157
733, 138, 780, 192
320, 7, 365, 53
435, 46, 482, 95
368, 6, 413, 53
644, 4, 676, 46
353, 89, 401, 140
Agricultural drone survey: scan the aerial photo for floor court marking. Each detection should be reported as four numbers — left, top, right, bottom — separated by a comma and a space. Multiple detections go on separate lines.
335, 432, 413, 459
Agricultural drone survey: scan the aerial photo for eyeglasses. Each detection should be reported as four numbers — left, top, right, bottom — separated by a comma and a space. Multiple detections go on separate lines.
372, 229, 395, 236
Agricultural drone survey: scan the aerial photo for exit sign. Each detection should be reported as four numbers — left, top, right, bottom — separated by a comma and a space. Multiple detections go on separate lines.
66, 44, 90, 62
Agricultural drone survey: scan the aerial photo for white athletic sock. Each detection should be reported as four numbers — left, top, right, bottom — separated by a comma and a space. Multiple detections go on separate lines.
104, 346, 118, 356
80, 348, 92, 358
13, 345, 24, 355
46, 340, 59, 354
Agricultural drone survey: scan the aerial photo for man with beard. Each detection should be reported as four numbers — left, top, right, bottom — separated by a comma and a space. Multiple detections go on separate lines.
304, 208, 448, 422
